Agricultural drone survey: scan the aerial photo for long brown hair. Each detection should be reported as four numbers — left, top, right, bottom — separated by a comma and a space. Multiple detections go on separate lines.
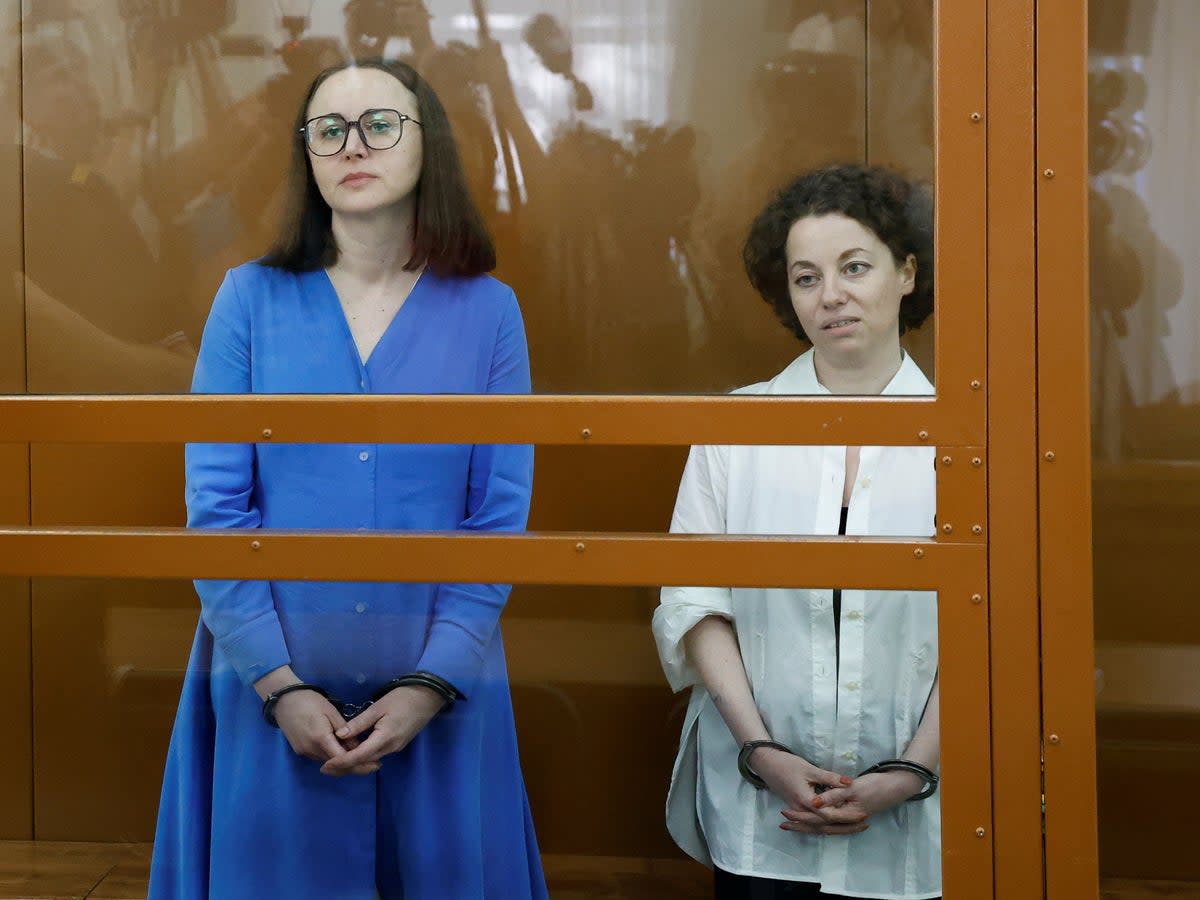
261, 57, 496, 277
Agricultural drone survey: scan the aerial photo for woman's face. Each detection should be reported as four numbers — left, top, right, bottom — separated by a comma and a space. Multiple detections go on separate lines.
305, 67, 424, 218
785, 213, 916, 369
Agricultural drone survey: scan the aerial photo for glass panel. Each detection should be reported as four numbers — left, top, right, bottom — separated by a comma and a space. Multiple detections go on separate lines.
1090, 1, 1200, 892
15, 0, 934, 396
29, 574, 938, 896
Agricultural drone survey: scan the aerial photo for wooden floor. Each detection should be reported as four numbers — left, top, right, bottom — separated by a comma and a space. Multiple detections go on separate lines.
0, 842, 711, 899
1, 842, 1197, 899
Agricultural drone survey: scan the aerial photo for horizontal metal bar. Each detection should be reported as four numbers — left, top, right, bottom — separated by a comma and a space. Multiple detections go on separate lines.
0, 394, 983, 446
0, 527, 984, 588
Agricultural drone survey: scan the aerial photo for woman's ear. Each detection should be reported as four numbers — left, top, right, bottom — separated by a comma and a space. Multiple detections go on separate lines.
900, 253, 917, 297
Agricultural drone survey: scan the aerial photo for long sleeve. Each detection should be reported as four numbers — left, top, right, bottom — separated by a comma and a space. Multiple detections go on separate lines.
416, 291, 534, 698
185, 270, 290, 686
652, 442, 736, 692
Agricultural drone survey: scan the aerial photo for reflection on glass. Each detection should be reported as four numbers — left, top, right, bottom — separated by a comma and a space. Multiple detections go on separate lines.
1090, 2, 1200, 890
12, 0, 933, 395
30, 576, 707, 895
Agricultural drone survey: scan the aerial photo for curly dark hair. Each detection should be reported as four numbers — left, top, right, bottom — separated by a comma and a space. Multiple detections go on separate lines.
742, 164, 933, 343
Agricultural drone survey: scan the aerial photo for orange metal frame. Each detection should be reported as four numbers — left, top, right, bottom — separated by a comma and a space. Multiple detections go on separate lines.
1036, 1, 1101, 897
0, 0, 1105, 896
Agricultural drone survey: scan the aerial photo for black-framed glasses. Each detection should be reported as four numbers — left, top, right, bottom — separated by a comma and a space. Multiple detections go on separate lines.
300, 108, 422, 156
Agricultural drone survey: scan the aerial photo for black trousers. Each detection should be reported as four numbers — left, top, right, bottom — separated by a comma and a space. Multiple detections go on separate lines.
713, 866, 941, 900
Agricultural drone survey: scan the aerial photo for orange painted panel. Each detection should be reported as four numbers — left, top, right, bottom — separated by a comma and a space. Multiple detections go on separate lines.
1039, 0, 1100, 896
985, 1, 1044, 896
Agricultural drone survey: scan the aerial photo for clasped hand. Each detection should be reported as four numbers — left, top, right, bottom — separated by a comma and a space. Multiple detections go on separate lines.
272, 685, 445, 777
751, 748, 923, 835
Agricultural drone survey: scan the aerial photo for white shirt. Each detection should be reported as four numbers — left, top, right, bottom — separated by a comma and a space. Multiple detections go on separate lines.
653, 349, 940, 900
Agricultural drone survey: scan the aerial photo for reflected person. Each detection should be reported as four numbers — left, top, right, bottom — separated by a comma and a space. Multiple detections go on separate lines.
654, 165, 941, 900
149, 58, 547, 900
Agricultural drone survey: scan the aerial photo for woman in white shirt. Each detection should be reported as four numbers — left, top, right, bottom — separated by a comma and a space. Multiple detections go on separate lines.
653, 165, 940, 900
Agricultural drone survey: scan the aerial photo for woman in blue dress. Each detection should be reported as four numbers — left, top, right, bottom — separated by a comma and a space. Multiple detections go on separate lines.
149, 58, 547, 900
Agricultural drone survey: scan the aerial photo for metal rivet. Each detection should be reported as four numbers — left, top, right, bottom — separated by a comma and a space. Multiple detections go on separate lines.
942, 524, 954, 534
971, 457, 983, 467
1044, 451, 1056, 462
971, 593, 983, 604
970, 112, 982, 122
972, 524, 984, 535
1049, 734, 1061, 745
941, 455, 953, 466
914, 548, 925, 559
976, 827, 986, 838
575, 542, 586, 553
250, 540, 262, 551
261, 428, 273, 439
918, 430, 929, 441
581, 428, 592, 439
970, 380, 982, 391
1043, 168, 1056, 178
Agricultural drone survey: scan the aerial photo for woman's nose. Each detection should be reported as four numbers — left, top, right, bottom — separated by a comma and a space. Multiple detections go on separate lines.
820, 277, 847, 306
342, 125, 369, 157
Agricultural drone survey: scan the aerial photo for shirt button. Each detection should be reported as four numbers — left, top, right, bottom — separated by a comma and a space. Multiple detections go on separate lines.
842, 751, 856, 761
358, 451, 369, 461
860, 477, 871, 488
846, 681, 860, 691
355, 602, 366, 613
356, 673, 367, 685
848, 610, 863, 621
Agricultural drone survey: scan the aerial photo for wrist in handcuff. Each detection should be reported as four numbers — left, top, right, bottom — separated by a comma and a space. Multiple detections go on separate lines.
737, 739, 792, 789
261, 671, 461, 728
857, 758, 939, 801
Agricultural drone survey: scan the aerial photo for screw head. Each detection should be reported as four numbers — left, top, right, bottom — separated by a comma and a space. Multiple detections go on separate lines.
918, 430, 930, 441
261, 428, 273, 439
942, 524, 954, 534
971, 593, 983, 604
575, 542, 586, 553
581, 428, 592, 439
941, 455, 953, 466
914, 548, 925, 559
1049, 733, 1061, 745
250, 540, 262, 551
1044, 168, 1056, 178
1044, 451, 1056, 462
971, 457, 983, 467
970, 112, 982, 122
970, 380, 982, 391
972, 524, 984, 536
976, 827, 987, 838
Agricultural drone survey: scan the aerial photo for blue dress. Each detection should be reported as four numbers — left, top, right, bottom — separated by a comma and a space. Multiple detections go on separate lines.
149, 263, 546, 900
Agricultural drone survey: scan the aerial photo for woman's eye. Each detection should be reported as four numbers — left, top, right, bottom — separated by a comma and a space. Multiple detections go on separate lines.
845, 261, 870, 276
366, 120, 394, 133
320, 124, 345, 139
794, 274, 818, 288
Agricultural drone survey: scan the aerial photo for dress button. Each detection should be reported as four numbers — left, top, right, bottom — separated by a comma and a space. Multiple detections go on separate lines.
356, 673, 367, 685
355, 602, 366, 613
359, 451, 369, 461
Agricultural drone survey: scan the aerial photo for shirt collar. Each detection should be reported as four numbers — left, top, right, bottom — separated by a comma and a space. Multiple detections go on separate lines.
765, 347, 934, 397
